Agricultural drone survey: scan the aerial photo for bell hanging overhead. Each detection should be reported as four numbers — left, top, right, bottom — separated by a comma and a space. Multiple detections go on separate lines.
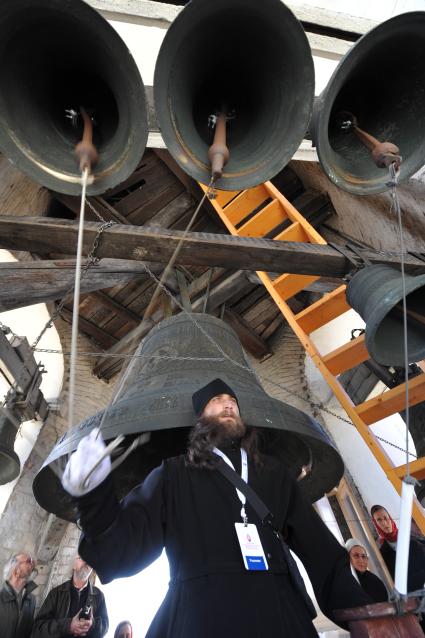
0, 0, 148, 196
311, 11, 425, 195
153, 0, 314, 191
33, 313, 344, 521
0, 407, 21, 485
346, 265, 425, 366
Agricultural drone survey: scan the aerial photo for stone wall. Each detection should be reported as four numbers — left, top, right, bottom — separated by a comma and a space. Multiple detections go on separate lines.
0, 316, 117, 605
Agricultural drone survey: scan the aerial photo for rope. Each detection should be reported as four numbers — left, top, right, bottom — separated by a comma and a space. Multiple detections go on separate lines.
67, 166, 89, 434
389, 163, 412, 480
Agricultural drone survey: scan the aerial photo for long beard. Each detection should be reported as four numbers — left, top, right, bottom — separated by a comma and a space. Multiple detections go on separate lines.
199, 413, 246, 447
74, 566, 92, 582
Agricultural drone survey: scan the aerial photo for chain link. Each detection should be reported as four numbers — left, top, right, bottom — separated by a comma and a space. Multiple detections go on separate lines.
31, 219, 116, 350
1, 203, 116, 414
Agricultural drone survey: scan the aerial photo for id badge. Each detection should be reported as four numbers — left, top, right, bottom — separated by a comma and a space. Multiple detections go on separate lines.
234, 522, 269, 571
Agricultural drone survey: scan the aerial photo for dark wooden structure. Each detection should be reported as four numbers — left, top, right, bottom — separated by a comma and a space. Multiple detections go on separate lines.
334, 599, 424, 637
1, 150, 336, 380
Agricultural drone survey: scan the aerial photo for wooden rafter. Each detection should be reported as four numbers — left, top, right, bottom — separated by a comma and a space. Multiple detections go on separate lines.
1, 217, 424, 277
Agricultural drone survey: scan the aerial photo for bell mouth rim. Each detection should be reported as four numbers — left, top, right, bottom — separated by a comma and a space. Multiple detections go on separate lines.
153, 0, 314, 191
0, 446, 20, 484
349, 267, 425, 366
314, 11, 425, 195
33, 423, 344, 522
0, 0, 148, 197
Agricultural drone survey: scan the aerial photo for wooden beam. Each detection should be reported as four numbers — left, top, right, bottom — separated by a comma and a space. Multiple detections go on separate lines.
0, 259, 154, 311
90, 291, 141, 327
322, 335, 369, 376
59, 307, 118, 350
356, 373, 425, 426
222, 308, 271, 360
393, 457, 425, 481
1, 217, 425, 278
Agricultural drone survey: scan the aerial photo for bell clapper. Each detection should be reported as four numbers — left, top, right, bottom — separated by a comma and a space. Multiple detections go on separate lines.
337, 110, 402, 170
74, 106, 99, 175
208, 111, 230, 180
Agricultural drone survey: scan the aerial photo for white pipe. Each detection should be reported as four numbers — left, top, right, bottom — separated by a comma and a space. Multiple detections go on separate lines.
394, 479, 415, 594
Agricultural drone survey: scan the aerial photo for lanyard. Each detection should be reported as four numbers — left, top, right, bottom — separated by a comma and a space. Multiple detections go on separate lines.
213, 447, 248, 523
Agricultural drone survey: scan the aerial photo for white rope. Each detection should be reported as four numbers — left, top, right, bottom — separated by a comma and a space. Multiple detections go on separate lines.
67, 166, 89, 437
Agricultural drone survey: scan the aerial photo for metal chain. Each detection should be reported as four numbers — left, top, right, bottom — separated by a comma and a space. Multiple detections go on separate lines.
31, 219, 116, 350
1, 207, 116, 415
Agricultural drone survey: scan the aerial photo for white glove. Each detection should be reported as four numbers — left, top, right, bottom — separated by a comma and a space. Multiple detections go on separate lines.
61, 428, 111, 497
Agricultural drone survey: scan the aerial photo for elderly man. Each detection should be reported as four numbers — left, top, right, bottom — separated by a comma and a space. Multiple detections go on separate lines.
0, 552, 37, 638
62, 378, 371, 638
32, 555, 108, 638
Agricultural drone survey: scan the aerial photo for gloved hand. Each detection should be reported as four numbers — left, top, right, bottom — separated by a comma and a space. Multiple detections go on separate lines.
61, 428, 111, 497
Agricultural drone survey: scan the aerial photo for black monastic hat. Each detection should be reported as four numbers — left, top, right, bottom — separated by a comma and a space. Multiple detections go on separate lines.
192, 378, 238, 417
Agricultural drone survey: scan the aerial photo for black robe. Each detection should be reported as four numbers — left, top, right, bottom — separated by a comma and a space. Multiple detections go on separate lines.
379, 537, 425, 591
355, 569, 388, 603
77, 451, 371, 638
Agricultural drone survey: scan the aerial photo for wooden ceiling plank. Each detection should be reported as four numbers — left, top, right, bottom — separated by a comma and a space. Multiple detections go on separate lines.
0, 258, 153, 312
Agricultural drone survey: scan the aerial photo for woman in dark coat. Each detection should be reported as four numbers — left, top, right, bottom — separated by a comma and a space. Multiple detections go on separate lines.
371, 504, 425, 592
345, 539, 388, 603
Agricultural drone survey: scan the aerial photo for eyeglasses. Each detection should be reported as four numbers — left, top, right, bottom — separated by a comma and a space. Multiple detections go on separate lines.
351, 553, 368, 559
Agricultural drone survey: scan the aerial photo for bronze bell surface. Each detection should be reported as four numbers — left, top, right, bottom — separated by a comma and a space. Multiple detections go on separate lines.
153, 0, 314, 190
0, 407, 21, 485
33, 313, 344, 521
311, 11, 425, 195
0, 0, 148, 196
346, 265, 425, 366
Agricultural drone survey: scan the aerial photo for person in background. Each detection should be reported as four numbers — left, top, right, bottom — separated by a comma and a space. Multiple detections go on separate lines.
371, 504, 425, 592
0, 552, 37, 638
345, 539, 387, 603
114, 621, 133, 638
32, 554, 108, 638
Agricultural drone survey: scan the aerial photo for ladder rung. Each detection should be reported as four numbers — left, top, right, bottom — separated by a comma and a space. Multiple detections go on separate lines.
294, 285, 350, 334
356, 373, 425, 425
274, 221, 309, 242
238, 199, 287, 237
273, 273, 319, 301
322, 335, 369, 375
393, 457, 425, 481
222, 185, 269, 225
213, 189, 240, 207
264, 181, 326, 244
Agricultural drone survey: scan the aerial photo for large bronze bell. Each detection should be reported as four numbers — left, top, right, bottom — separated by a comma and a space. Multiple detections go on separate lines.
0, 407, 20, 485
33, 314, 344, 521
311, 12, 425, 195
154, 0, 314, 190
346, 265, 425, 366
0, 0, 148, 196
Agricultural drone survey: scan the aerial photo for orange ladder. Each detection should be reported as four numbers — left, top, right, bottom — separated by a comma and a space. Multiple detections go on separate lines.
201, 180, 425, 532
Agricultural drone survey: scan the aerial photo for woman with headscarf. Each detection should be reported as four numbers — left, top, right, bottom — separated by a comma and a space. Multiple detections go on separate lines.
371, 504, 425, 591
345, 539, 387, 603
114, 620, 133, 638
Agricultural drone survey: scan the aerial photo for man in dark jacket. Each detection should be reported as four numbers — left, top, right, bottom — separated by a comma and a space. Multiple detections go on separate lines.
62, 378, 371, 638
32, 555, 108, 638
1, 552, 37, 638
